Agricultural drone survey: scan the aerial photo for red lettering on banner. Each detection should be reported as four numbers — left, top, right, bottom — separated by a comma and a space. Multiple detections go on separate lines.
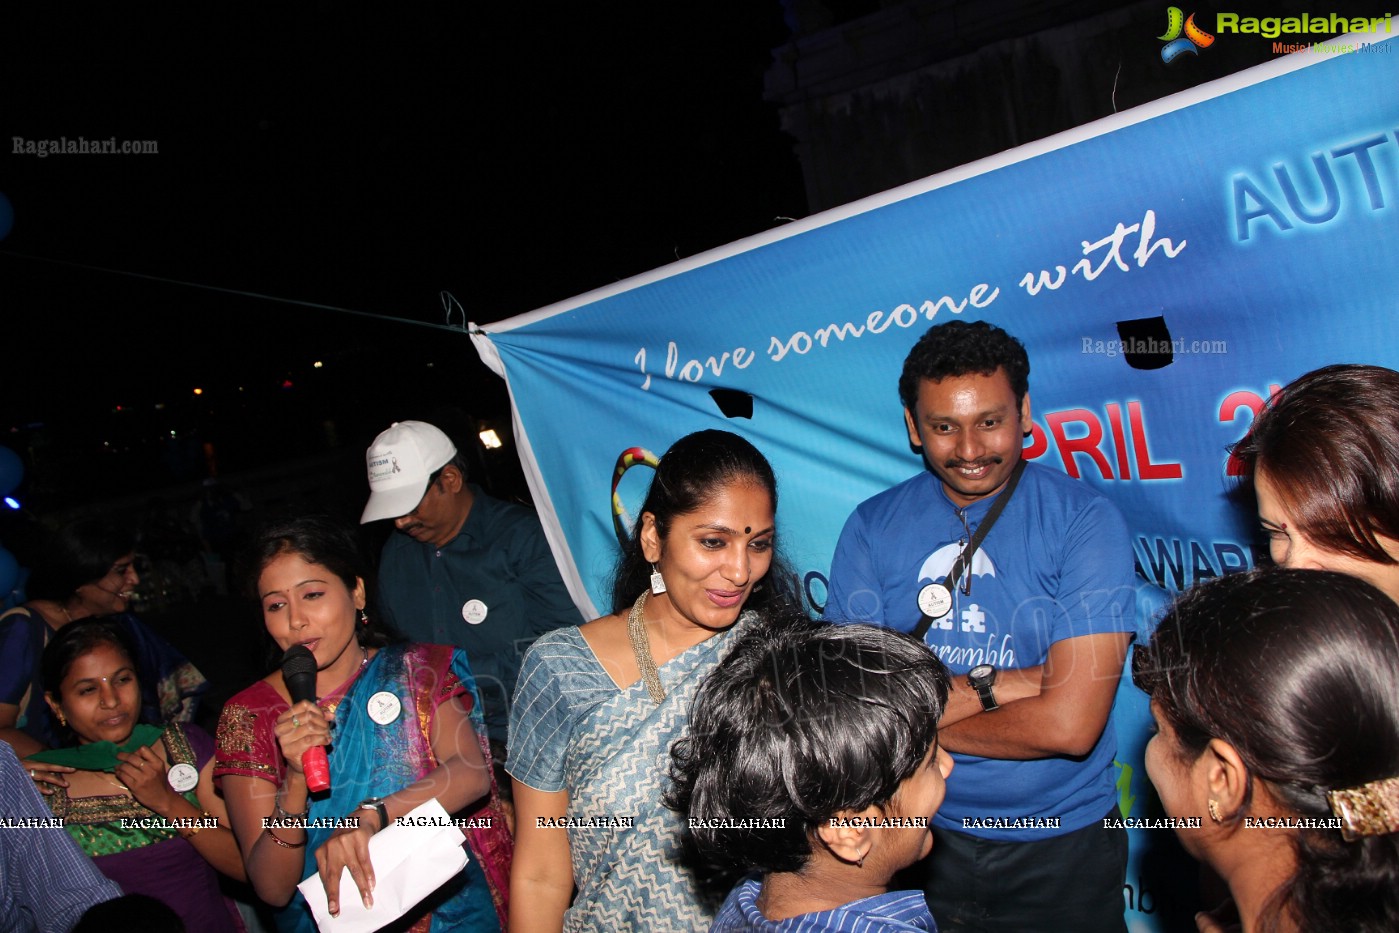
1024, 401, 1181, 481
1128, 401, 1183, 480
1046, 410, 1113, 480
1106, 403, 1130, 480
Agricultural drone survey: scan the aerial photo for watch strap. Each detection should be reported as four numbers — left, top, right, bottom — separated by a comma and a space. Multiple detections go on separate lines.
973, 680, 1000, 712
357, 797, 389, 833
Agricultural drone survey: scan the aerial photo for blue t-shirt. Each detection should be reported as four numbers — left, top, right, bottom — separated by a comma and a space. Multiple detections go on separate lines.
825, 463, 1134, 840
711, 877, 937, 932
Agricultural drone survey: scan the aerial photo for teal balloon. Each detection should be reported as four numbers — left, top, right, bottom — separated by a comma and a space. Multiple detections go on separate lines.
0, 447, 22, 496
0, 192, 11, 241
0, 547, 17, 598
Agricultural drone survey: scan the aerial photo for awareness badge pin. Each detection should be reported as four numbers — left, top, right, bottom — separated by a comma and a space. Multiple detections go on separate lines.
917, 582, 953, 620
167, 763, 199, 793
366, 691, 402, 725
461, 599, 488, 625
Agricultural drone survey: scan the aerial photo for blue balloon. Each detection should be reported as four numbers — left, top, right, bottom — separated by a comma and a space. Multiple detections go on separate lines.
0, 447, 21, 497
0, 192, 11, 242
0, 547, 17, 599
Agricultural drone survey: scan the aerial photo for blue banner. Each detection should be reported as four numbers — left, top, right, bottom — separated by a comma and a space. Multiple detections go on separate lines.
474, 34, 1398, 930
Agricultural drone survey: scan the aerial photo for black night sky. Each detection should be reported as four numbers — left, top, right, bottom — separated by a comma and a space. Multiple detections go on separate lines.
1, 4, 803, 511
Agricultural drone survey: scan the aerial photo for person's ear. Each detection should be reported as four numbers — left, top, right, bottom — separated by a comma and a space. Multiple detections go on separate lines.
352, 577, 367, 611
1019, 392, 1033, 435
44, 692, 63, 722
904, 408, 922, 449
1202, 737, 1250, 821
936, 745, 954, 779
439, 465, 464, 494
640, 513, 663, 564
816, 808, 875, 866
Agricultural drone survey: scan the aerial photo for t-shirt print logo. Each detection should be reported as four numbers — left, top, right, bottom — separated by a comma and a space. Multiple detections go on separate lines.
918, 543, 997, 631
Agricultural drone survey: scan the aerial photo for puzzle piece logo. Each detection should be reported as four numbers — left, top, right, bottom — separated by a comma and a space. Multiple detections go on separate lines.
1159, 7, 1215, 62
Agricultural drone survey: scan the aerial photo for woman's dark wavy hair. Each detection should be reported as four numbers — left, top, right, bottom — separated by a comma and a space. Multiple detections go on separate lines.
41, 617, 140, 736
610, 430, 798, 614
1133, 568, 1399, 932
1232, 364, 1399, 565
26, 519, 136, 602
244, 515, 392, 650
898, 320, 1030, 412
667, 609, 949, 874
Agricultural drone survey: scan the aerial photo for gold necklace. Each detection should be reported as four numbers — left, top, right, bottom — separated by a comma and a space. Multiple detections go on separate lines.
320, 646, 370, 717
627, 592, 666, 705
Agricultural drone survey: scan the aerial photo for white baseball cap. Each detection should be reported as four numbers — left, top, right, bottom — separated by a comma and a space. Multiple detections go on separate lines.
360, 421, 457, 523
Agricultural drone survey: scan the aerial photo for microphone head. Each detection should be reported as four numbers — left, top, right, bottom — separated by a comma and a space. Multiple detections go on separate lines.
280, 645, 318, 679
281, 645, 320, 704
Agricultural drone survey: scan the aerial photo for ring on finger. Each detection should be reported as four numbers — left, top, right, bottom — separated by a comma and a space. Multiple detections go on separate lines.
292, 715, 302, 728
29, 769, 35, 779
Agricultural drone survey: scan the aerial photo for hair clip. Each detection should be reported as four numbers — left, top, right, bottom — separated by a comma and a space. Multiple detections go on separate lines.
1327, 775, 1399, 841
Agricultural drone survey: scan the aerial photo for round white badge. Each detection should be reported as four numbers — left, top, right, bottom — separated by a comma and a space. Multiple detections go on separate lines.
917, 583, 953, 620
167, 763, 199, 793
366, 691, 402, 725
461, 599, 488, 625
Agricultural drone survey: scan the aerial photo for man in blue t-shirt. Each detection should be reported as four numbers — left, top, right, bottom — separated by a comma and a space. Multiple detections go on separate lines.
825, 321, 1133, 932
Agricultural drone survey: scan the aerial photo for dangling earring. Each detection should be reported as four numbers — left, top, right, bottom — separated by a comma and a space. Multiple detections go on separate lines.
359, 609, 370, 628
650, 563, 667, 596
1208, 799, 1222, 823
856, 853, 865, 869
57, 710, 67, 728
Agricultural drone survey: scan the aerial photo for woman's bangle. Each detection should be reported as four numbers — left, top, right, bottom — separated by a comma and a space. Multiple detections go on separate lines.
274, 789, 309, 821
178, 810, 215, 839
264, 826, 307, 849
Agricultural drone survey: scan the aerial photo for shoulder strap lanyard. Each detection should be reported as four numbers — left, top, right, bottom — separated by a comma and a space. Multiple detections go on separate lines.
912, 459, 1027, 640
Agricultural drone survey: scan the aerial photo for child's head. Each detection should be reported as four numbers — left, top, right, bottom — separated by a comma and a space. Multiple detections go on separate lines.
669, 609, 953, 882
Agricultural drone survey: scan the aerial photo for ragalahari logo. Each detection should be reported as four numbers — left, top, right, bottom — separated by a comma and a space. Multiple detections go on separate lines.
1160, 7, 1216, 62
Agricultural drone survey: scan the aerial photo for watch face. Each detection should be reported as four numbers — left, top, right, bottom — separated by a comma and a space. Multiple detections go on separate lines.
969, 664, 994, 680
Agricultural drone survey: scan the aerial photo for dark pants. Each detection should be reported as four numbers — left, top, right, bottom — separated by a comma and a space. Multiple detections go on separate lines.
917, 808, 1128, 933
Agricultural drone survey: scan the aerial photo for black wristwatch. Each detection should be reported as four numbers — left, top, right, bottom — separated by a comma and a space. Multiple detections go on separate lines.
968, 664, 1000, 712
357, 797, 389, 833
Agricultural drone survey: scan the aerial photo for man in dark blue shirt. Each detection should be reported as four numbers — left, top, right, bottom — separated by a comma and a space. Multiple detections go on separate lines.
361, 421, 582, 743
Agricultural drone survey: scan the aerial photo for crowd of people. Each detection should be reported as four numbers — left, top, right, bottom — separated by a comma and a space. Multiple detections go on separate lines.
2, 320, 1398, 933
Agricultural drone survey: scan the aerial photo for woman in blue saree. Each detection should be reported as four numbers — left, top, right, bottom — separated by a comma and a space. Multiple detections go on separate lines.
508, 430, 799, 932
215, 516, 512, 931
